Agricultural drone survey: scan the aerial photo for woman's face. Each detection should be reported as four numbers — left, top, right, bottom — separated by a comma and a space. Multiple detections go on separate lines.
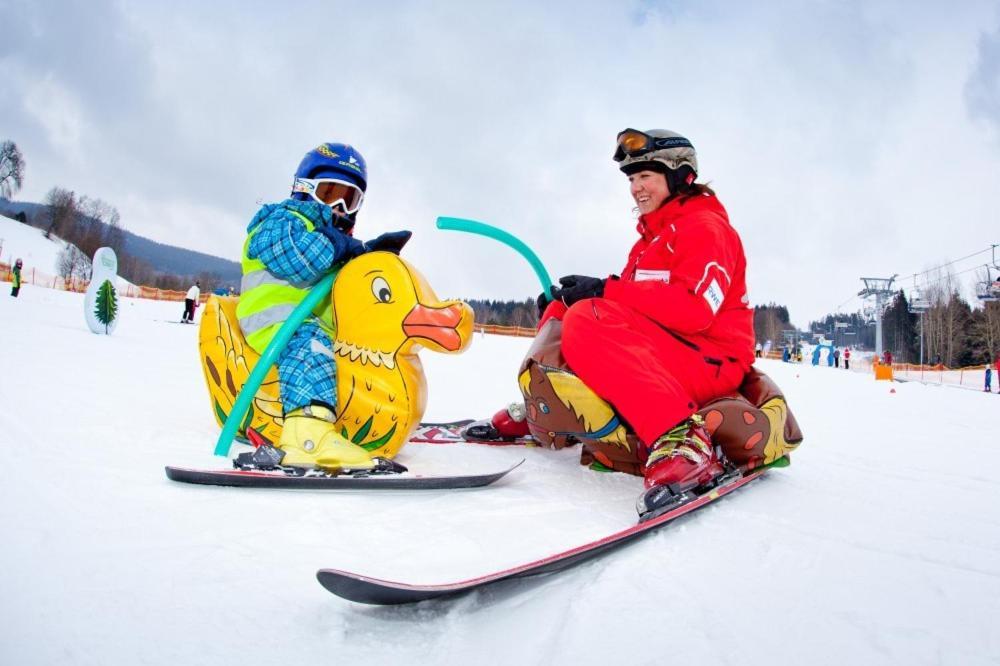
628, 169, 670, 215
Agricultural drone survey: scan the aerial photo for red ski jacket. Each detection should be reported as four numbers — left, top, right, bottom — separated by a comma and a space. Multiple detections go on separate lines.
602, 193, 755, 369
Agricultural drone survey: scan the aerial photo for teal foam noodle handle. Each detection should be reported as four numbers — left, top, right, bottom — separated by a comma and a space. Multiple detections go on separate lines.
435, 217, 554, 298
213, 269, 339, 457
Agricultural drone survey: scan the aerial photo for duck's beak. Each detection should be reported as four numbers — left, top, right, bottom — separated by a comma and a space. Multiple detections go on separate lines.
402, 302, 464, 351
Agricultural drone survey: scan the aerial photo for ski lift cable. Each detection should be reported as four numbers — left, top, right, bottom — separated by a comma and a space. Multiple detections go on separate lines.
914, 262, 987, 288
834, 294, 860, 311
823, 245, 992, 322
902, 245, 995, 285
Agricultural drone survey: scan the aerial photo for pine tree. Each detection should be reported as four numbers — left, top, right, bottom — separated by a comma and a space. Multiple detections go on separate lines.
94, 279, 118, 333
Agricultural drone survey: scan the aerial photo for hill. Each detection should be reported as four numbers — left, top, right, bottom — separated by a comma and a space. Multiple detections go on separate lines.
0, 199, 240, 287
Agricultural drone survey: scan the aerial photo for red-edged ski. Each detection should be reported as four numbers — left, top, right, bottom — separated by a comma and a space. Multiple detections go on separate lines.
165, 459, 522, 490
410, 420, 535, 446
316, 464, 773, 604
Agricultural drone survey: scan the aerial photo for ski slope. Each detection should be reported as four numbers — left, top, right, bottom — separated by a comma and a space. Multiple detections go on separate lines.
1, 286, 998, 666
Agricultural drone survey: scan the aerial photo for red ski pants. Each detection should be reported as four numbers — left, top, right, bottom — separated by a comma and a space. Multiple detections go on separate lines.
547, 298, 746, 447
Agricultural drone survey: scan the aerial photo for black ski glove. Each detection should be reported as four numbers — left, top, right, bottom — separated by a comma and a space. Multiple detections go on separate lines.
551, 274, 606, 306
364, 230, 412, 255
537, 289, 555, 319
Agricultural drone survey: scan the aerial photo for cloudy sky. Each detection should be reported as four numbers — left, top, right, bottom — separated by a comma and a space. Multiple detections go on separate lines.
3, 0, 999, 326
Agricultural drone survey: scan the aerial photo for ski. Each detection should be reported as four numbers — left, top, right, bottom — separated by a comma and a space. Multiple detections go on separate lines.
316, 465, 770, 604
410, 420, 536, 446
165, 459, 523, 490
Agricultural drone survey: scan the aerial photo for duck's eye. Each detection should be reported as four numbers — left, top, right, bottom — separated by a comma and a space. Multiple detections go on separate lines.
371, 277, 392, 303
538, 400, 550, 414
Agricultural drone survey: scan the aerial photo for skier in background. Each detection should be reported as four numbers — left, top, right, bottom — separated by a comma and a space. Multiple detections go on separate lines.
9, 258, 22, 297
236, 142, 410, 470
531, 128, 755, 514
181, 281, 200, 323
986, 365, 993, 393
833, 347, 841, 368
844, 347, 851, 370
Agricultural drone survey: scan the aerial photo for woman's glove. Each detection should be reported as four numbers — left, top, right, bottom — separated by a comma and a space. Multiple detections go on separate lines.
551, 274, 606, 306
536, 289, 554, 318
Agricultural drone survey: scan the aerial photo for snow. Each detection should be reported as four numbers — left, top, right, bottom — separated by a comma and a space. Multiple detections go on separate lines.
2, 284, 1000, 665
0, 214, 64, 272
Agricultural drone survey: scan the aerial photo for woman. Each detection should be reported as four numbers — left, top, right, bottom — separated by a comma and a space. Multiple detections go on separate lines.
539, 129, 755, 511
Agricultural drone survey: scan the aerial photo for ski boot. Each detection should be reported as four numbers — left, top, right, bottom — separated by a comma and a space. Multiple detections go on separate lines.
637, 414, 727, 521
276, 405, 377, 472
463, 402, 530, 441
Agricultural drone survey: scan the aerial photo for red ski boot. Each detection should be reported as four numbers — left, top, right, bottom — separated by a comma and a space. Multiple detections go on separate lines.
463, 403, 530, 441
638, 415, 725, 519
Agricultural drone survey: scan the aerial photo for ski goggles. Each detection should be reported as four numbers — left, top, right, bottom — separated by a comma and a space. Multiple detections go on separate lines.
292, 177, 365, 214
613, 128, 694, 162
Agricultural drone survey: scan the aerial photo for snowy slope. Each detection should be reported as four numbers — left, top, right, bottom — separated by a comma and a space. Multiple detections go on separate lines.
1, 288, 998, 666
0, 215, 66, 272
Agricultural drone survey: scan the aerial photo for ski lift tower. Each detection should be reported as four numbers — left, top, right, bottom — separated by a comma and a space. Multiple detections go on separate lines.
908, 288, 930, 377
858, 275, 897, 359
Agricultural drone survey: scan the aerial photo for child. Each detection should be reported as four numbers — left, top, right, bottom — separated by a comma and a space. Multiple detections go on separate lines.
235, 142, 410, 470
10, 258, 22, 297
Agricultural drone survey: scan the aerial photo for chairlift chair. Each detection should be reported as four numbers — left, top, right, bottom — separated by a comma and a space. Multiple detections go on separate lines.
977, 246, 1000, 302
909, 288, 931, 313
976, 262, 1000, 302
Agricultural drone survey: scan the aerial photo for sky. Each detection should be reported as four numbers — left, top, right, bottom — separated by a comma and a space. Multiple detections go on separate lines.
2, 0, 1000, 326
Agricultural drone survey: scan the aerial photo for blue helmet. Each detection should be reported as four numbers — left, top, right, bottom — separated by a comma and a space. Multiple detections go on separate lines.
291, 142, 368, 200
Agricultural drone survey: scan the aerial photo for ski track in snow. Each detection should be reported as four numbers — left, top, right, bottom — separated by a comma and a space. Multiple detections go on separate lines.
1, 282, 1000, 665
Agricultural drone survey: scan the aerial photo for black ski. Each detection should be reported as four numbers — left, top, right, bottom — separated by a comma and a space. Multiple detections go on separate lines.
316, 465, 770, 604
165, 459, 522, 490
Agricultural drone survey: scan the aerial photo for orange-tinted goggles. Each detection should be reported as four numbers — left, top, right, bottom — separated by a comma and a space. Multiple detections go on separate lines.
613, 128, 693, 161
292, 177, 365, 214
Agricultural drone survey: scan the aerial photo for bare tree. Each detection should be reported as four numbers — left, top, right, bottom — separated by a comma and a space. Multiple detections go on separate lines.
77, 196, 125, 258
57, 243, 91, 288
0, 140, 25, 199
43, 187, 78, 240
103, 210, 126, 257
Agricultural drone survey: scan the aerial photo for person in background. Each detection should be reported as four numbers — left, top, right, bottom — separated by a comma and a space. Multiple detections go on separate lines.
9, 258, 22, 297
883, 349, 893, 366
833, 347, 841, 368
986, 365, 993, 393
182, 281, 201, 323
755, 341, 763, 358
844, 347, 851, 370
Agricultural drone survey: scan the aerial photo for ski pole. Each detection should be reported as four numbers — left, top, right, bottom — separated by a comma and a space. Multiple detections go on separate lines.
214, 269, 340, 457
435, 217, 554, 298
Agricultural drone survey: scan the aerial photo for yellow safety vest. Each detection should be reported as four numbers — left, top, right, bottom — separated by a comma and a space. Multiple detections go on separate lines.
236, 210, 334, 353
